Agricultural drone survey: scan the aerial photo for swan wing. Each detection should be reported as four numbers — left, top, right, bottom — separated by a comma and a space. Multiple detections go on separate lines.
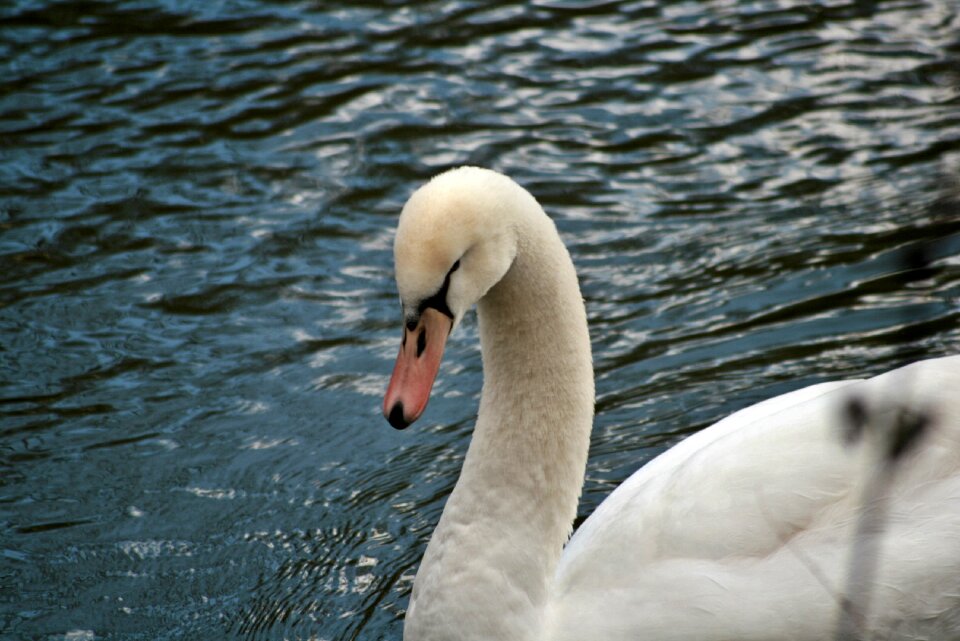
550, 355, 960, 640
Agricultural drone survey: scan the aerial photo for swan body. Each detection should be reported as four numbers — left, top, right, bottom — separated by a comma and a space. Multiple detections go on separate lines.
382, 167, 960, 640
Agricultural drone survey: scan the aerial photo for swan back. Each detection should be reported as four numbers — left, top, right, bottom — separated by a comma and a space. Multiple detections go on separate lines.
549, 356, 960, 640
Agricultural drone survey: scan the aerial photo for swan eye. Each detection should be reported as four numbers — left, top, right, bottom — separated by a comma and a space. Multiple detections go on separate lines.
413, 258, 460, 321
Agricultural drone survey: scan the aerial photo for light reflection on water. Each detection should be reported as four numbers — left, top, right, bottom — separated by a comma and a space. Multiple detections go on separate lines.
1, 0, 959, 639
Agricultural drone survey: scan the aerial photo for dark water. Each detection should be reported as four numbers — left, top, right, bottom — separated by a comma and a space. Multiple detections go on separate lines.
2, 0, 959, 639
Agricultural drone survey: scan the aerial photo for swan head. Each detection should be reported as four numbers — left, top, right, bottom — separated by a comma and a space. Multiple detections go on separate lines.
383, 167, 524, 429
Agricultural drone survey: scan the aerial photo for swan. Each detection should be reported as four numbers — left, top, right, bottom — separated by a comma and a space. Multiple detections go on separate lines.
381, 166, 960, 640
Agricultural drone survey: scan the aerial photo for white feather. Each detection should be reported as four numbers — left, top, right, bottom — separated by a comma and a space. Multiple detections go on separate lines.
389, 167, 960, 641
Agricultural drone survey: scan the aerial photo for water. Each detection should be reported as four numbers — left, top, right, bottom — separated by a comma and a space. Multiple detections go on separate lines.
2, 0, 959, 639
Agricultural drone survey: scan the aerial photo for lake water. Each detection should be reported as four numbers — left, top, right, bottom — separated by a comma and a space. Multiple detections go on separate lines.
2, 1, 959, 639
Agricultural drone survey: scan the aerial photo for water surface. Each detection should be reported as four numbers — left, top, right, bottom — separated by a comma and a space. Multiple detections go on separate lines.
2, 1, 959, 639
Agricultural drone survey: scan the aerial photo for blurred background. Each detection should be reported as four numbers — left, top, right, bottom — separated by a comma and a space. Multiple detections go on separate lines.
1, 0, 959, 639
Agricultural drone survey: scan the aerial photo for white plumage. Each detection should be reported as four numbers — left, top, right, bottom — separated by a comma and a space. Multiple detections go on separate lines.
382, 166, 960, 640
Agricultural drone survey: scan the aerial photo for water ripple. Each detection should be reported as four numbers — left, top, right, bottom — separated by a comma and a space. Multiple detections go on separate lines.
1, 0, 959, 639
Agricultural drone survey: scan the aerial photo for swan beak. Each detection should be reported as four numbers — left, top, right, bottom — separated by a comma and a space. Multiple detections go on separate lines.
383, 307, 452, 430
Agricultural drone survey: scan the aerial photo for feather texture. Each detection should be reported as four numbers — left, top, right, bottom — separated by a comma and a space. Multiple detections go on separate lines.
385, 167, 960, 641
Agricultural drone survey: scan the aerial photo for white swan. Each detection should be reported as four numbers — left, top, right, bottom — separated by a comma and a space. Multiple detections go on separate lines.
382, 166, 960, 641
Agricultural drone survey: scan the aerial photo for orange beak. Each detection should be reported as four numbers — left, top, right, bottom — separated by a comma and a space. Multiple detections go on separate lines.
383, 308, 453, 429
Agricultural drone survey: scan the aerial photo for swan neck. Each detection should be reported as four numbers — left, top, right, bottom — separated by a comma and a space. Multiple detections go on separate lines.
406, 209, 594, 641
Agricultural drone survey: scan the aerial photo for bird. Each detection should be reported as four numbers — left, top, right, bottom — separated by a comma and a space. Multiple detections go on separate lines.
381, 166, 960, 641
